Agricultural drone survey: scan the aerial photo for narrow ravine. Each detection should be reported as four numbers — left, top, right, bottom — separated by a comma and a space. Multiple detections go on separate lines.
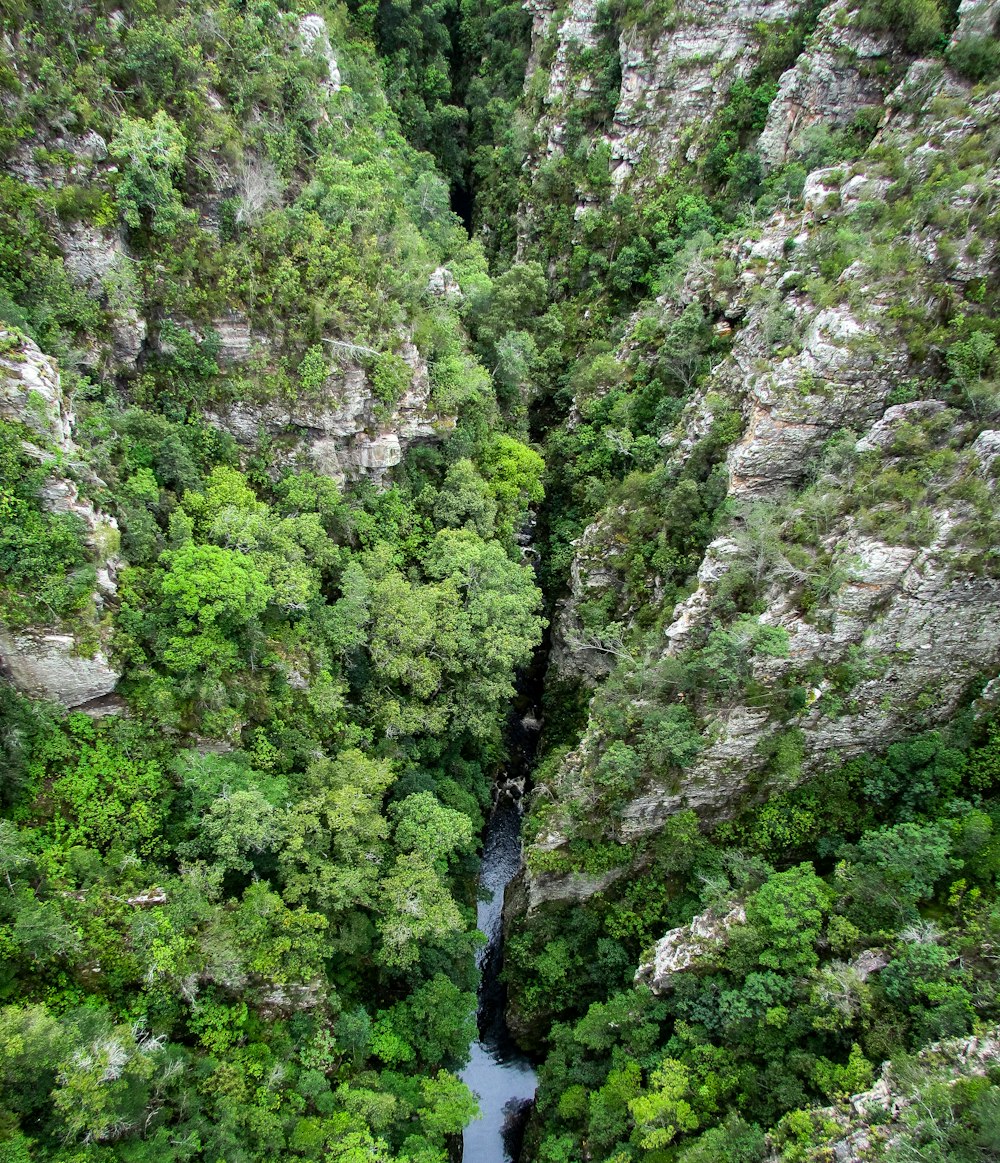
460, 634, 546, 1160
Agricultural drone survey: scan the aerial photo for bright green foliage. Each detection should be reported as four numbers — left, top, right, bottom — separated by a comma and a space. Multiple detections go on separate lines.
110, 111, 188, 235
736, 865, 832, 975
0, 421, 94, 627
628, 1057, 699, 1149
1, 0, 999, 1157
434, 459, 498, 537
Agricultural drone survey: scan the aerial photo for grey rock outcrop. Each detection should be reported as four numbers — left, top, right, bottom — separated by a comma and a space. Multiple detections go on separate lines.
525, 0, 829, 202
757, 0, 902, 170
0, 629, 119, 708
763, 1028, 1000, 1162
534, 61, 1000, 875
427, 266, 461, 299
952, 0, 1000, 39
0, 331, 73, 448
58, 223, 128, 290
206, 339, 450, 484
212, 313, 259, 363
298, 14, 341, 94
506, 861, 625, 918
636, 904, 747, 993
609, 0, 799, 185
549, 511, 628, 683
0, 332, 122, 707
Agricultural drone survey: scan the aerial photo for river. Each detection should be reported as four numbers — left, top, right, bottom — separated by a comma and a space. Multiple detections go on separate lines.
459, 705, 541, 1161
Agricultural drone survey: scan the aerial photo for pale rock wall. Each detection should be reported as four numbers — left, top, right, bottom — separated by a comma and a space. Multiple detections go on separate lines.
0, 332, 74, 448
548, 510, 629, 682
205, 339, 451, 485
0, 333, 122, 708
757, 0, 904, 170
610, 0, 799, 185
635, 904, 747, 992
532, 59, 1000, 891
762, 1028, 1000, 1162
0, 629, 119, 708
298, 14, 342, 95
3, 129, 148, 374
952, 0, 1000, 40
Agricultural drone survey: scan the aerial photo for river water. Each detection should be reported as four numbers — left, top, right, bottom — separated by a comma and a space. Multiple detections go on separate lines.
460, 716, 540, 1161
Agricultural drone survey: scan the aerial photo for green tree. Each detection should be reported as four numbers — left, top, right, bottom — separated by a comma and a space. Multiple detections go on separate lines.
735, 864, 832, 975
110, 111, 188, 235
629, 1058, 699, 1150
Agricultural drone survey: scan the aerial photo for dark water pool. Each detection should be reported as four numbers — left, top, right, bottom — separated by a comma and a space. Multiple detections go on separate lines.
460, 792, 537, 1162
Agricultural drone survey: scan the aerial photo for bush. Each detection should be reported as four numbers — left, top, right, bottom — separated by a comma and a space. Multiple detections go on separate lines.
857, 0, 945, 53
947, 35, 1000, 83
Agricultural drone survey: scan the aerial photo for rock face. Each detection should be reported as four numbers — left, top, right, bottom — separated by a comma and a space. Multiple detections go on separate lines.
757, 0, 903, 170
505, 861, 625, 918
523, 0, 872, 219
205, 340, 451, 484
0, 331, 74, 448
763, 1029, 1000, 1162
533, 53, 1000, 881
635, 905, 747, 993
298, 14, 342, 94
548, 512, 628, 683
0, 332, 122, 708
0, 628, 119, 708
530, 0, 809, 188
609, 0, 800, 184
213, 313, 258, 363
952, 0, 1000, 39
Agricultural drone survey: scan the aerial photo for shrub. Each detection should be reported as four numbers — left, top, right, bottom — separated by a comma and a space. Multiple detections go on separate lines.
947, 35, 1000, 83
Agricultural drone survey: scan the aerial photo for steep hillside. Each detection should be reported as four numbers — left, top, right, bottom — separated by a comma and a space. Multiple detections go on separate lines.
0, 3, 545, 1158
452, 0, 1000, 1156
1, 0, 1000, 1159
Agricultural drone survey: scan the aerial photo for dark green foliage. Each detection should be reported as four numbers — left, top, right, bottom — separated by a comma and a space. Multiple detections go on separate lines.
0, 3, 551, 1159
0, 420, 95, 627
948, 34, 1000, 82
857, 0, 947, 52
514, 710, 1000, 1159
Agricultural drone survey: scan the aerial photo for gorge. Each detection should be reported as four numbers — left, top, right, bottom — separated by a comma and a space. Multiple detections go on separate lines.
1, 0, 1000, 1160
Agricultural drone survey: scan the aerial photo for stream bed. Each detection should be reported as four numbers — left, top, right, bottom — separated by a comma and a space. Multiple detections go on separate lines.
460, 520, 547, 1162
460, 711, 540, 1161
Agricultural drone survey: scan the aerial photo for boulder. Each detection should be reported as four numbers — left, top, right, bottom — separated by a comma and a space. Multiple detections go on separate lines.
636, 905, 747, 993
0, 628, 119, 708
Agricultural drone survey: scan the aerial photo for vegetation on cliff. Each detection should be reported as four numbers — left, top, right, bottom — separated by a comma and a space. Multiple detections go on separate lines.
1, 0, 1000, 1159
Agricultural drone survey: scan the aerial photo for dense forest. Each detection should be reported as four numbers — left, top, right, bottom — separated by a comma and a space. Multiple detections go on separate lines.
1, 0, 1000, 1160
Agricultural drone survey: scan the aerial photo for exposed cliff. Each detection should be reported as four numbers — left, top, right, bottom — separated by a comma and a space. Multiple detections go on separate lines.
0, 332, 121, 707
765, 1027, 1000, 1161
525, 15, 1000, 901
0, 10, 485, 490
